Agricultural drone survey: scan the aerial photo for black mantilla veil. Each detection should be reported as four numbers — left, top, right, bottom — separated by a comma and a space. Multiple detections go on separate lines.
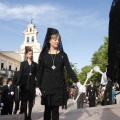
38, 28, 64, 62
107, 0, 120, 85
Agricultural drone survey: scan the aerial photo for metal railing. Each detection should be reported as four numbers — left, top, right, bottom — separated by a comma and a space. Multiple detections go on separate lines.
0, 69, 14, 78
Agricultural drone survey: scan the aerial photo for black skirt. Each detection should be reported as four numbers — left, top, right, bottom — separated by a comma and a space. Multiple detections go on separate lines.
20, 84, 35, 101
41, 94, 64, 106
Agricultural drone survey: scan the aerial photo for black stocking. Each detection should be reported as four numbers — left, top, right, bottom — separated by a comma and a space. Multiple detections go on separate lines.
28, 100, 33, 118
23, 100, 27, 120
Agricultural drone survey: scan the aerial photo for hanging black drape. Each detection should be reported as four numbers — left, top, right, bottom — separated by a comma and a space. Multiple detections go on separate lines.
107, 0, 120, 85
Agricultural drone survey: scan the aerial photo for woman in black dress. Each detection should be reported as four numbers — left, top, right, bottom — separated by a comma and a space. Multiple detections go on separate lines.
18, 46, 37, 120
36, 28, 81, 120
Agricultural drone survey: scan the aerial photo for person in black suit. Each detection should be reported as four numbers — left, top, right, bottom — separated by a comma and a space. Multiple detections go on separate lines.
12, 71, 24, 114
1, 78, 14, 115
0, 77, 3, 105
18, 46, 37, 120
86, 80, 98, 107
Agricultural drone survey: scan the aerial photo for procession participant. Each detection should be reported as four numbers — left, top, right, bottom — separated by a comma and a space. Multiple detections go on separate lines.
1, 78, 14, 115
36, 28, 81, 120
18, 46, 37, 120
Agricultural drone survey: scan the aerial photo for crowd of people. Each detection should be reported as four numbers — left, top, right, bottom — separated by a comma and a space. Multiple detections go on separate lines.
69, 80, 120, 109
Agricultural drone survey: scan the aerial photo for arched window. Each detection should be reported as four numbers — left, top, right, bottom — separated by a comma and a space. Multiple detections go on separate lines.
30, 28, 32, 32
27, 37, 29, 42
32, 36, 34, 42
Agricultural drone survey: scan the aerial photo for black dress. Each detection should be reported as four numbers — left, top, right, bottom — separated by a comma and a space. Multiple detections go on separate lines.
37, 51, 78, 106
18, 61, 37, 101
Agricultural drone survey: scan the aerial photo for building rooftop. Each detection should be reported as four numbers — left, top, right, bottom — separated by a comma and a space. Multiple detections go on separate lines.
0, 51, 21, 62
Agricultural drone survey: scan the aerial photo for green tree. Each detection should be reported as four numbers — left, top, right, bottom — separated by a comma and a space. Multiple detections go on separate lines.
78, 65, 93, 84
92, 37, 108, 71
91, 37, 108, 84
78, 37, 108, 85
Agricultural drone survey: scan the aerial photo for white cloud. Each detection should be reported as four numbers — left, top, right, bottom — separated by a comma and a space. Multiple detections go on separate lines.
0, 2, 107, 30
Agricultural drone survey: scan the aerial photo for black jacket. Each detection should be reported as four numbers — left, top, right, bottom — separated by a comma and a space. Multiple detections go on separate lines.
1, 85, 13, 105
18, 61, 37, 85
36, 52, 78, 95
86, 85, 98, 101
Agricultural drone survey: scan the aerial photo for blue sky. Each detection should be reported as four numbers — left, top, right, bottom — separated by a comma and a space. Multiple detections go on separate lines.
0, 0, 112, 71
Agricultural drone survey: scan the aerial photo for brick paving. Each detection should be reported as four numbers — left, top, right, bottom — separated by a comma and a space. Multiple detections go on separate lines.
0, 96, 120, 120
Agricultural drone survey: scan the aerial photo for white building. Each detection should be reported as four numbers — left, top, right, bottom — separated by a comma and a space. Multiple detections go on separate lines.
17, 23, 41, 63
0, 51, 21, 85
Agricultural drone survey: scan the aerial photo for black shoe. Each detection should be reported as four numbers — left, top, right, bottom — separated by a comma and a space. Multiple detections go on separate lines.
19, 111, 23, 114
24, 116, 28, 120
27, 116, 32, 120
13, 110, 17, 114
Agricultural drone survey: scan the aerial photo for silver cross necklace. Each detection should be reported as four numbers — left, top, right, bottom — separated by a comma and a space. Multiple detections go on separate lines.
50, 50, 57, 70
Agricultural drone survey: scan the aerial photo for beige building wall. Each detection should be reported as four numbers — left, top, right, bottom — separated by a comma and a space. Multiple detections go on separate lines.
0, 52, 21, 85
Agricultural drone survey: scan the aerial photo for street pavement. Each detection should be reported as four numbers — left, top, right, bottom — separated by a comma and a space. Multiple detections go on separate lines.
0, 96, 120, 120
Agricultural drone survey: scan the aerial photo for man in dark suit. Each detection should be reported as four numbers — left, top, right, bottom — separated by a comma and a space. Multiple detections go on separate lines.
86, 80, 98, 107
12, 71, 24, 114
1, 78, 14, 115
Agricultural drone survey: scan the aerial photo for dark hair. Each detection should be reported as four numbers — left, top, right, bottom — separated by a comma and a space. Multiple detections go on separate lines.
25, 46, 33, 55
24, 46, 33, 61
6, 78, 12, 84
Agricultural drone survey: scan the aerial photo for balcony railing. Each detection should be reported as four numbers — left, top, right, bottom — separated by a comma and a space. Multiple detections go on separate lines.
0, 69, 14, 78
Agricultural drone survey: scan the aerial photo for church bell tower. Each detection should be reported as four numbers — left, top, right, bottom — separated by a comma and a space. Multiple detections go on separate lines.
17, 22, 41, 63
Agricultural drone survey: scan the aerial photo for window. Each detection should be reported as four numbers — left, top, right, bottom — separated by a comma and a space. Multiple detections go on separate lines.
1, 63, 4, 70
30, 28, 32, 32
32, 36, 34, 42
27, 37, 29, 42
9, 65, 11, 71
15, 67, 17, 71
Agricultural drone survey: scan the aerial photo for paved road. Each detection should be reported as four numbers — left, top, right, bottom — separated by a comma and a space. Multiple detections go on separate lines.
1, 96, 120, 120
32, 96, 89, 113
